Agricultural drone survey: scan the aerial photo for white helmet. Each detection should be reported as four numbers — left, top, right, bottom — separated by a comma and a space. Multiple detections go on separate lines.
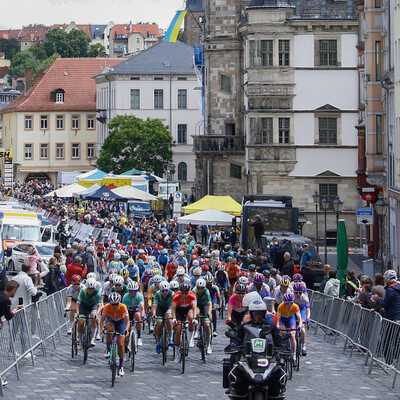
114, 252, 121, 260
238, 276, 249, 285
127, 281, 139, 291
196, 278, 206, 288
177, 267, 185, 276
86, 278, 97, 288
86, 272, 96, 280
109, 273, 118, 282
170, 280, 179, 290
192, 259, 200, 267
159, 281, 170, 291
139, 249, 145, 254
113, 276, 124, 286
248, 299, 267, 312
383, 269, 397, 281
153, 275, 163, 284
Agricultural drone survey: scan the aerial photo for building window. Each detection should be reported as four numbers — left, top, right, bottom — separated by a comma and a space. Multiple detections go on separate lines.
230, 163, 242, 180
375, 41, 382, 81
178, 162, 187, 181
55, 92, 64, 103
154, 89, 163, 109
130, 89, 140, 109
319, 118, 337, 144
72, 115, 80, 130
154, 76, 163, 81
225, 123, 235, 136
87, 143, 95, 158
40, 143, 49, 159
261, 40, 273, 67
56, 143, 64, 159
319, 183, 338, 210
177, 77, 187, 81
25, 115, 33, 130
279, 40, 290, 66
278, 118, 290, 144
177, 124, 187, 144
375, 0, 381, 7
72, 143, 80, 159
137, 37, 140, 43
24, 144, 33, 159
178, 89, 187, 109
40, 115, 48, 130
56, 115, 64, 130
376, 115, 383, 154
319, 40, 337, 66
220, 74, 231, 93
261, 118, 273, 144
87, 115, 95, 130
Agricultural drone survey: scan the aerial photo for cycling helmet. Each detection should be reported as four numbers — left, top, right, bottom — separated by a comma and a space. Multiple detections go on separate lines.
120, 268, 130, 278
127, 258, 134, 266
127, 281, 140, 291
238, 276, 249, 285
109, 273, 118, 282
170, 280, 179, 290
178, 251, 184, 257
86, 278, 97, 288
248, 299, 267, 312
139, 249, 145, 254
153, 275, 163, 284
196, 278, 206, 288
270, 268, 278, 276
153, 267, 160, 275
235, 284, 247, 294
113, 276, 124, 286
262, 270, 271, 278
115, 239, 120, 245
109, 268, 118, 276
280, 276, 291, 287
86, 272, 96, 280
192, 259, 200, 267
159, 281, 170, 291
283, 292, 294, 302
123, 254, 129, 260
253, 273, 265, 283
177, 267, 185, 275
248, 264, 257, 272
137, 259, 144, 266
293, 273, 303, 282
383, 269, 397, 281
180, 283, 190, 293
193, 267, 202, 276
108, 292, 121, 304
293, 282, 305, 292
224, 244, 231, 251
217, 264, 225, 272
114, 252, 121, 260
71, 274, 82, 284
205, 275, 214, 284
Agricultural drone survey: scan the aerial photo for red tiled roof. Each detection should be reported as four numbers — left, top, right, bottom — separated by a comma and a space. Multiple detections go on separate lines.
18, 26, 50, 42
1, 58, 122, 113
0, 29, 20, 40
111, 23, 160, 39
50, 24, 91, 38
0, 66, 8, 78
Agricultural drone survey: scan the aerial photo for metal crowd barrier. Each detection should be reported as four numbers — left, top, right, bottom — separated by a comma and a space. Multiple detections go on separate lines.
0, 288, 68, 396
308, 289, 400, 388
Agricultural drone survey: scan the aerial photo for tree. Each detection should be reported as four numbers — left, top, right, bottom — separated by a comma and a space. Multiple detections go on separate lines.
33, 53, 60, 80
7, 50, 40, 85
66, 29, 91, 57
0, 38, 20, 60
41, 28, 69, 58
88, 43, 106, 58
97, 115, 174, 174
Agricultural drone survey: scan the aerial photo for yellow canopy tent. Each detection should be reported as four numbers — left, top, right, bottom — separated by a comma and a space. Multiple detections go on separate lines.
182, 195, 242, 216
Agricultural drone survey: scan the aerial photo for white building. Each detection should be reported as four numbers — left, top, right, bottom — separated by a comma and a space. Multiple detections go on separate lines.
94, 40, 201, 193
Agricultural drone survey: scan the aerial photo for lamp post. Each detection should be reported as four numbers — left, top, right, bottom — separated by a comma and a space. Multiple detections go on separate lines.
312, 191, 320, 253
374, 195, 388, 269
321, 196, 329, 264
166, 162, 175, 218
332, 196, 344, 244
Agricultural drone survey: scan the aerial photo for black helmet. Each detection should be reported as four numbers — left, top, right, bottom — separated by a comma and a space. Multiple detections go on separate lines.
235, 284, 247, 294
180, 283, 190, 293
262, 270, 271, 278
270, 268, 278, 276
248, 264, 257, 272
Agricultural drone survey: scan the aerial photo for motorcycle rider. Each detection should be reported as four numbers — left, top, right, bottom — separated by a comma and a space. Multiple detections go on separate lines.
225, 300, 284, 399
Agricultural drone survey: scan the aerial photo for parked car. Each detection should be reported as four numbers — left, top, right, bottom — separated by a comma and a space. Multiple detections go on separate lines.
6, 241, 58, 273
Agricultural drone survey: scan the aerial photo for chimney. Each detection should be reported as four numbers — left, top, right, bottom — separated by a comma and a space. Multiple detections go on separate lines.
130, 21, 132, 33
25, 67, 33, 92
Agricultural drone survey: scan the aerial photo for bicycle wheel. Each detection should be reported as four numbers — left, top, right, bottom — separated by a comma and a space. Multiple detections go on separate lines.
71, 320, 78, 358
199, 323, 205, 363
295, 333, 300, 371
180, 335, 186, 374
111, 344, 117, 387
286, 357, 293, 380
162, 323, 168, 366
83, 322, 90, 364
130, 329, 137, 372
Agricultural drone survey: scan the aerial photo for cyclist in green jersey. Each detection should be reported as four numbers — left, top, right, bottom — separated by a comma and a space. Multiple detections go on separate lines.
193, 279, 213, 354
152, 281, 174, 354
77, 278, 102, 346
112, 276, 128, 298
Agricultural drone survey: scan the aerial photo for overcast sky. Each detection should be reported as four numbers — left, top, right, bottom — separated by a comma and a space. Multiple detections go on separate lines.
0, 0, 185, 30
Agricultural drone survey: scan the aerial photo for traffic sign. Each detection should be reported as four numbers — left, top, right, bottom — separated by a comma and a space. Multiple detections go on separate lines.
361, 193, 377, 202
357, 207, 374, 225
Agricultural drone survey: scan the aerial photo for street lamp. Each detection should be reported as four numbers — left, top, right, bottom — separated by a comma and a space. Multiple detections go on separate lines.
166, 162, 175, 218
333, 195, 344, 229
375, 195, 388, 268
320, 196, 329, 264
312, 191, 320, 252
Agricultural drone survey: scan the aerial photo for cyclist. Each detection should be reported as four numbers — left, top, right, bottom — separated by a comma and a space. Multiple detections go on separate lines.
290, 273, 308, 295
188, 259, 200, 276
158, 249, 169, 269
101, 292, 130, 377
126, 258, 140, 282
76, 278, 101, 347
122, 281, 145, 347
205, 275, 221, 336
170, 280, 180, 293
247, 264, 257, 283
147, 275, 164, 309
277, 292, 303, 367
225, 258, 241, 296
152, 280, 174, 354
109, 253, 124, 272
172, 267, 191, 286
102, 273, 116, 305
112, 275, 128, 298
248, 273, 271, 299
171, 283, 197, 361
263, 270, 276, 294
215, 264, 229, 304
193, 278, 213, 354
65, 274, 84, 334
190, 267, 203, 287
273, 275, 293, 308
176, 250, 188, 272
226, 284, 248, 327
293, 282, 310, 356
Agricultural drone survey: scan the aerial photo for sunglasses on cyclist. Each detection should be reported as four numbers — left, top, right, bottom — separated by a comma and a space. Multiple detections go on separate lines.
73, 283, 80, 286
161, 289, 169, 293
129, 290, 138, 293
252, 310, 265, 316
284, 301, 294, 305
294, 291, 303, 294
115, 284, 122, 287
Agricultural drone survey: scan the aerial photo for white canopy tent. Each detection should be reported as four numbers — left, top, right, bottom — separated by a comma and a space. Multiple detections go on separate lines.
73, 183, 100, 198
112, 185, 159, 201
177, 208, 235, 226
44, 183, 87, 198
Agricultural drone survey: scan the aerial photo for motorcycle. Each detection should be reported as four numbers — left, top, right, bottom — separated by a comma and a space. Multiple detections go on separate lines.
223, 325, 287, 400
59, 228, 71, 249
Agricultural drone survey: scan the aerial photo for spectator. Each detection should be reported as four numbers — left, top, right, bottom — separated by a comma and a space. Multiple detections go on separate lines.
28, 245, 43, 286
11, 262, 38, 309
282, 252, 295, 278
372, 273, 386, 299
296, 244, 312, 267
268, 237, 283, 270
43, 257, 63, 295
301, 262, 315, 290
324, 270, 340, 297
0, 263, 7, 292
65, 256, 87, 286
319, 264, 331, 293
65, 248, 74, 266
247, 215, 265, 250
200, 224, 209, 245
82, 246, 95, 274
357, 283, 373, 309
344, 269, 360, 300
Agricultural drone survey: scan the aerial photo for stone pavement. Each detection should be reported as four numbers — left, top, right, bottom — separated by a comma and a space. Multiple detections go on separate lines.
2, 323, 398, 400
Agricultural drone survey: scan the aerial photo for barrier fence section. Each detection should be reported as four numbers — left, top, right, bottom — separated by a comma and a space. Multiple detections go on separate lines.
308, 289, 400, 388
0, 288, 68, 396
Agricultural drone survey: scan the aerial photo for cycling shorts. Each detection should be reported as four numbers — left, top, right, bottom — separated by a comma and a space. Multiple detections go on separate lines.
300, 307, 307, 321
231, 310, 246, 327
79, 303, 98, 317
197, 304, 210, 319
228, 277, 238, 286
176, 306, 192, 323
106, 317, 126, 333
279, 315, 297, 329
128, 307, 141, 321
156, 304, 171, 318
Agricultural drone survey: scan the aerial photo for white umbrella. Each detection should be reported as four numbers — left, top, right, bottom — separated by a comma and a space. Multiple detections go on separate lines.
45, 183, 87, 198
112, 185, 159, 201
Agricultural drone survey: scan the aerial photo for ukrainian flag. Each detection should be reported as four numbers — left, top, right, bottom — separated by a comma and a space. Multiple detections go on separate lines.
163, 10, 187, 42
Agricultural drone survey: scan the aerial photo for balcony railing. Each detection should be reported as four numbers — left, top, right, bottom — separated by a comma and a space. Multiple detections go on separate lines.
193, 135, 245, 154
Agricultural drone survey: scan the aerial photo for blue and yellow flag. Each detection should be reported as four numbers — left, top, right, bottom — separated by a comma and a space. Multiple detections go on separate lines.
164, 10, 187, 42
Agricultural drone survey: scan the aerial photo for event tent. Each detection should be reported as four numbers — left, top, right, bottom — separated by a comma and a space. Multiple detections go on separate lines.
76, 169, 107, 181
177, 208, 235, 226
73, 183, 100, 198
82, 185, 127, 201
182, 195, 242, 216
112, 185, 159, 201
44, 183, 87, 198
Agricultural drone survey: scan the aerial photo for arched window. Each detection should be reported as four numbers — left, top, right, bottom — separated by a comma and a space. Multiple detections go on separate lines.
178, 162, 187, 181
